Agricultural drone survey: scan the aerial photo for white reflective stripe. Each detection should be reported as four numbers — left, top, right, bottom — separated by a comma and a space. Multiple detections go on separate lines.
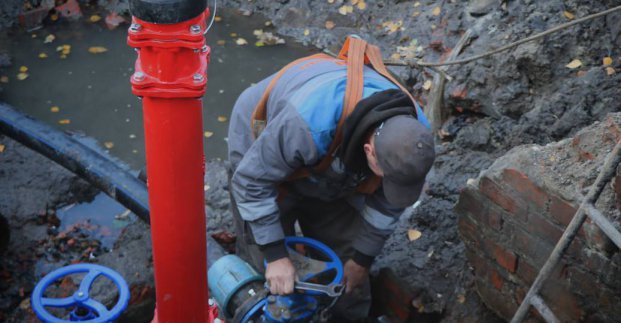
361, 205, 398, 231
236, 198, 279, 222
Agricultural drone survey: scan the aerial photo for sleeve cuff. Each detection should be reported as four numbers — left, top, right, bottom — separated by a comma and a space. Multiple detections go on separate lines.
352, 249, 375, 268
258, 239, 288, 263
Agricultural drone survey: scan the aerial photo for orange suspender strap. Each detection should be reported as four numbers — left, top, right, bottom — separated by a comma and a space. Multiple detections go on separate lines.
250, 53, 334, 139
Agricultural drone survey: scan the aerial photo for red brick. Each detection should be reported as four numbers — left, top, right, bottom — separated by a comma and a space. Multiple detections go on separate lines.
510, 224, 554, 268
474, 278, 518, 320
502, 169, 549, 210
489, 268, 504, 290
487, 204, 504, 230
526, 212, 563, 246
547, 195, 577, 228
457, 215, 480, 249
479, 177, 517, 213
515, 259, 538, 284
494, 244, 518, 273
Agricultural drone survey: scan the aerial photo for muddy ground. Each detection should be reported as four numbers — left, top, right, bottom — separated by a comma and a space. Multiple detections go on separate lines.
1, 0, 621, 322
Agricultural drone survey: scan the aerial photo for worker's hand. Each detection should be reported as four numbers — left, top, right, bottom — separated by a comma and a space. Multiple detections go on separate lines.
265, 257, 296, 295
343, 259, 369, 293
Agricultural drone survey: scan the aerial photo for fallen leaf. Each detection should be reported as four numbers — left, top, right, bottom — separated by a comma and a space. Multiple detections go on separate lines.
432, 6, 441, 16
88, 46, 108, 54
357, 0, 367, 10
408, 229, 422, 241
423, 80, 432, 90
412, 11, 421, 17
19, 66, 28, 73
50, 106, 60, 113
255, 41, 265, 47
457, 294, 466, 304
204, 131, 214, 138
216, 40, 226, 46
253, 29, 263, 36
328, 0, 335, 3
104, 142, 114, 149
50, 13, 59, 21
39, 52, 48, 59
44, 34, 55, 43
89, 14, 101, 22
254, 31, 285, 46
58, 119, 71, 125
338, 5, 354, 15
603, 56, 613, 66
230, 32, 238, 37
17, 73, 28, 81
382, 20, 403, 33
217, 116, 228, 122
304, 29, 310, 36
214, 16, 222, 22
60, 54, 67, 59
563, 11, 575, 20
235, 38, 248, 45
325, 20, 335, 29
414, 1, 420, 7
0, 144, 5, 153
606, 67, 616, 75
265, 21, 272, 26
566, 59, 582, 69
0, 76, 8, 83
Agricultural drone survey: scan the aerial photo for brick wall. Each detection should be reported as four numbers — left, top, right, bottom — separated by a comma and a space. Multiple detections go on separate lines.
455, 114, 621, 322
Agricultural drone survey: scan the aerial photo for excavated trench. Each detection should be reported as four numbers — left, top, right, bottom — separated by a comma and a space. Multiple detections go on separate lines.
2, 0, 621, 322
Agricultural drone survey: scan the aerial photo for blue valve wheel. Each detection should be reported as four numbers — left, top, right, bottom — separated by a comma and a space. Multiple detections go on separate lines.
31, 264, 130, 323
284, 236, 343, 296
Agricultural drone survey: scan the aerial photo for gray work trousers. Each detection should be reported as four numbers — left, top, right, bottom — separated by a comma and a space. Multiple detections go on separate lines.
229, 189, 372, 321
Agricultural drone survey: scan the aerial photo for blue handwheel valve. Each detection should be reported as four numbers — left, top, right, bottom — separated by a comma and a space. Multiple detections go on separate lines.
31, 264, 130, 323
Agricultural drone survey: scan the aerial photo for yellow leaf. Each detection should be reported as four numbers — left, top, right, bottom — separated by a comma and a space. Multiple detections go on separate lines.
338, 5, 353, 15
432, 6, 441, 16
19, 66, 28, 73
204, 131, 214, 138
255, 41, 265, 47
423, 80, 432, 90
407, 229, 422, 241
253, 29, 263, 36
606, 67, 616, 75
412, 11, 421, 17
104, 142, 114, 149
382, 20, 403, 33
88, 46, 108, 54
60, 54, 67, 59
50, 13, 59, 21
0, 144, 5, 153
214, 16, 222, 22
351, 0, 359, 5
230, 32, 238, 37
265, 21, 272, 26
304, 29, 310, 36
235, 38, 248, 45
414, 1, 421, 7
217, 116, 228, 122
0, 76, 8, 83
603, 56, 613, 66
17, 73, 28, 81
39, 52, 48, 59
390, 53, 401, 60
44, 34, 55, 43
89, 14, 101, 22
58, 119, 71, 125
357, 0, 366, 10
325, 20, 335, 30
216, 40, 226, 46
566, 59, 582, 69
50, 106, 60, 113
328, 0, 335, 3
563, 11, 575, 20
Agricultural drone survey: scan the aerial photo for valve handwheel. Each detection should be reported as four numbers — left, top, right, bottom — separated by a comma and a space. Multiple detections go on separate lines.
285, 236, 343, 293
31, 264, 130, 323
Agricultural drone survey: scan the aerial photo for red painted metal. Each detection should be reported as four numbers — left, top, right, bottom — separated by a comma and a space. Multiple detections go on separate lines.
128, 9, 215, 323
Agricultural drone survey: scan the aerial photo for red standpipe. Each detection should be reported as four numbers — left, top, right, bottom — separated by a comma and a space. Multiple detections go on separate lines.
128, 9, 217, 323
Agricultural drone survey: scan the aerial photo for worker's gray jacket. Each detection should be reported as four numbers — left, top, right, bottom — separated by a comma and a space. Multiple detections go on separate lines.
228, 57, 407, 258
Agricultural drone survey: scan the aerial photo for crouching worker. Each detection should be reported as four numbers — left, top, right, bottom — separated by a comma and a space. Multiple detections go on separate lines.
227, 37, 435, 321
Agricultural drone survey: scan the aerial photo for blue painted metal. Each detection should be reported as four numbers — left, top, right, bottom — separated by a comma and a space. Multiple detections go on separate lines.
208, 254, 264, 312
263, 294, 318, 323
31, 264, 130, 323
284, 236, 343, 295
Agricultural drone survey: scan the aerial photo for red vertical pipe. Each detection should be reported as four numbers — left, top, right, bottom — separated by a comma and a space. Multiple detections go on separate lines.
128, 10, 215, 322
143, 97, 208, 322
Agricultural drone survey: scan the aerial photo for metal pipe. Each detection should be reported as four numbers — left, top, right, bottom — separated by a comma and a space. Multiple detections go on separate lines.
128, 1, 212, 321
529, 295, 560, 323
583, 203, 621, 249
0, 103, 150, 223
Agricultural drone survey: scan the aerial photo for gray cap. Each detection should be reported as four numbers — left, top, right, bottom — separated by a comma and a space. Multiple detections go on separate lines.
374, 115, 435, 208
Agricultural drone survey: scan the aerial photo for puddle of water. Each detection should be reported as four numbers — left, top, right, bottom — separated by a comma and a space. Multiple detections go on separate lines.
0, 8, 316, 247
1, 8, 316, 169
56, 193, 136, 250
